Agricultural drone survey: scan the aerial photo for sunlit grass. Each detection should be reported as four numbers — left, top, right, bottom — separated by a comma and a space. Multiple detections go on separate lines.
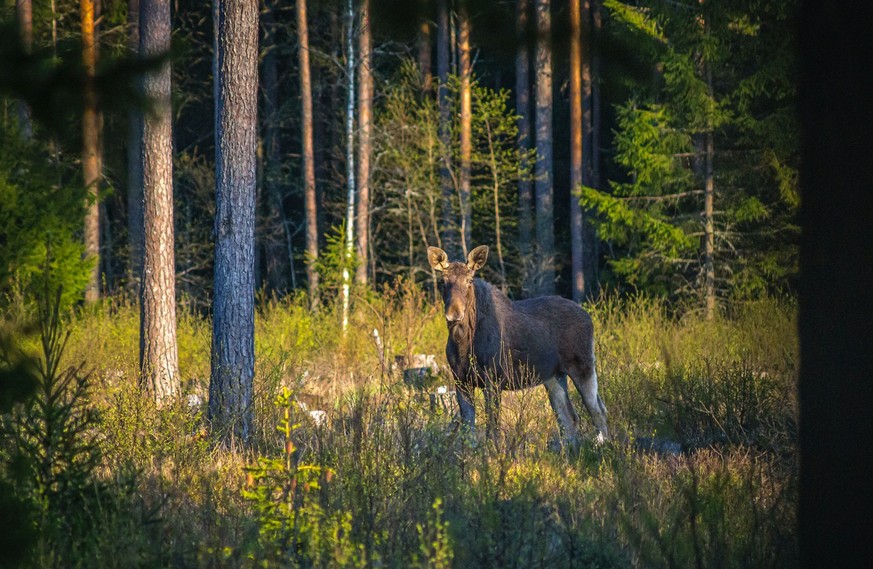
2, 289, 798, 567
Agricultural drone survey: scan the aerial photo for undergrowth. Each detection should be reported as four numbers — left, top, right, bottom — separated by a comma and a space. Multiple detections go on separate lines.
0, 285, 798, 568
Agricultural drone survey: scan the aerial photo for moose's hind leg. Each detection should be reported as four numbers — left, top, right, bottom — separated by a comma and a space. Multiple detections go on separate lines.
544, 376, 581, 447
568, 364, 609, 442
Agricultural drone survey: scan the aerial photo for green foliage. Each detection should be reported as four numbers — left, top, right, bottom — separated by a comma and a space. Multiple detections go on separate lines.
311, 223, 359, 302
414, 498, 453, 569
588, 0, 799, 301
0, 131, 90, 310
242, 386, 364, 567
0, 289, 156, 567
373, 59, 531, 290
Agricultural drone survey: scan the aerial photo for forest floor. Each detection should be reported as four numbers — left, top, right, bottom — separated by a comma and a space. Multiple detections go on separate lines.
2, 285, 799, 568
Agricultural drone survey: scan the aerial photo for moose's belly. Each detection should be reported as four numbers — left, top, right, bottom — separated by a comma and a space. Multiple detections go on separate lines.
465, 348, 559, 390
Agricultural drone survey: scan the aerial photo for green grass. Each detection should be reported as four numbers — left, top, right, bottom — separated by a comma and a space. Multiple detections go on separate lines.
1, 287, 798, 568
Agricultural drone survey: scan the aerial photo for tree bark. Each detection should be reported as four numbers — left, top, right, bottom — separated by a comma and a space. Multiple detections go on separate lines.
210, 0, 258, 447
516, 0, 533, 274
82, 0, 101, 303
16, 0, 33, 139
127, 0, 143, 291
799, 3, 873, 566
356, 0, 372, 285
569, 0, 585, 302
534, 0, 554, 295
139, 0, 179, 404
297, 0, 319, 309
418, 0, 432, 91
458, 0, 472, 257
589, 0, 602, 290
437, 0, 454, 257
342, 0, 356, 334
703, 27, 716, 319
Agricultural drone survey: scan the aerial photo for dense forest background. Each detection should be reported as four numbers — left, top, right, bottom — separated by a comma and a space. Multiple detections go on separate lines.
0, 0, 798, 313
1, 1, 828, 568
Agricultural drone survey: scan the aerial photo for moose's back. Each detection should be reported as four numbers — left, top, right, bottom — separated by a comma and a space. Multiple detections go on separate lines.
476, 282, 595, 388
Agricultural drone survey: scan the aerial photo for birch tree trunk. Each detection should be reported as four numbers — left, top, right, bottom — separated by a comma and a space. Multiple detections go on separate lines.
458, 1, 473, 257
356, 0, 372, 285
569, 0, 585, 302
139, 0, 179, 404
82, 0, 101, 303
210, 0, 258, 447
534, 0, 554, 295
341, 0, 356, 335
297, 0, 319, 309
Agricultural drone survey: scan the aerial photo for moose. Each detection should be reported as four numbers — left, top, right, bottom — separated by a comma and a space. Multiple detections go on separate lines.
427, 245, 608, 445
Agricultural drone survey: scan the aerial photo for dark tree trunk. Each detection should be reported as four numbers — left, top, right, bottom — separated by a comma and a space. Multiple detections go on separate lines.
458, 0, 472, 257
356, 0, 373, 285
127, 0, 143, 291
799, 3, 873, 567
261, 0, 290, 293
437, 0, 455, 257
298, 0, 319, 310
516, 0, 533, 282
16, 0, 33, 139
139, 0, 179, 404
589, 0, 602, 292
534, 0, 554, 295
418, 1, 432, 92
210, 0, 258, 447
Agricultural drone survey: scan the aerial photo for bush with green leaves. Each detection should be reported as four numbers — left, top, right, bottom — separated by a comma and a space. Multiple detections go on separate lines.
0, 130, 91, 310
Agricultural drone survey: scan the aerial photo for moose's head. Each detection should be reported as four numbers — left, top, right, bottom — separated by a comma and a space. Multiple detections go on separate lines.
427, 245, 489, 323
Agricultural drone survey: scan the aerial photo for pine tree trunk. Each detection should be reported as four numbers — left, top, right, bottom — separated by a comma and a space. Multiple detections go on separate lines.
297, 0, 319, 309
356, 0, 372, 285
418, 0, 432, 91
458, 1, 473, 258
569, 0, 585, 302
591, 0, 602, 191
127, 0, 143, 292
534, 0, 554, 295
703, 129, 715, 318
210, 0, 258, 447
341, 0, 356, 335
703, 22, 716, 319
82, 0, 101, 303
437, 0, 454, 257
516, 0, 533, 280
139, 0, 179, 404
262, 0, 291, 293
16, 0, 33, 139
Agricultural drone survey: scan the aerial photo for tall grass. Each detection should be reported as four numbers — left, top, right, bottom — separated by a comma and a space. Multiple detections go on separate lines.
1, 286, 798, 567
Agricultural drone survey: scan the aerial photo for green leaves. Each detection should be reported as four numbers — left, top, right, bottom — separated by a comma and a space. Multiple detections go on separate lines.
591, 0, 799, 300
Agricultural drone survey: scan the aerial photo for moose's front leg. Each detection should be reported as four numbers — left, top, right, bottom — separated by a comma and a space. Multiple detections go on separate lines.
455, 383, 476, 431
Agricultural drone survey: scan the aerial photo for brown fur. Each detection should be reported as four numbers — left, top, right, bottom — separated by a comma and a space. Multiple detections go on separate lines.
427, 246, 609, 442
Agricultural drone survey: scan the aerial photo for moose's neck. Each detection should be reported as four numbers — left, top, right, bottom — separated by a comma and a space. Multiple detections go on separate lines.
448, 281, 479, 357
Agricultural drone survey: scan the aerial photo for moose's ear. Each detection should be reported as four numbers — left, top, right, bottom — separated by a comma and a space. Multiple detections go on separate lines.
467, 245, 489, 271
427, 247, 450, 271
